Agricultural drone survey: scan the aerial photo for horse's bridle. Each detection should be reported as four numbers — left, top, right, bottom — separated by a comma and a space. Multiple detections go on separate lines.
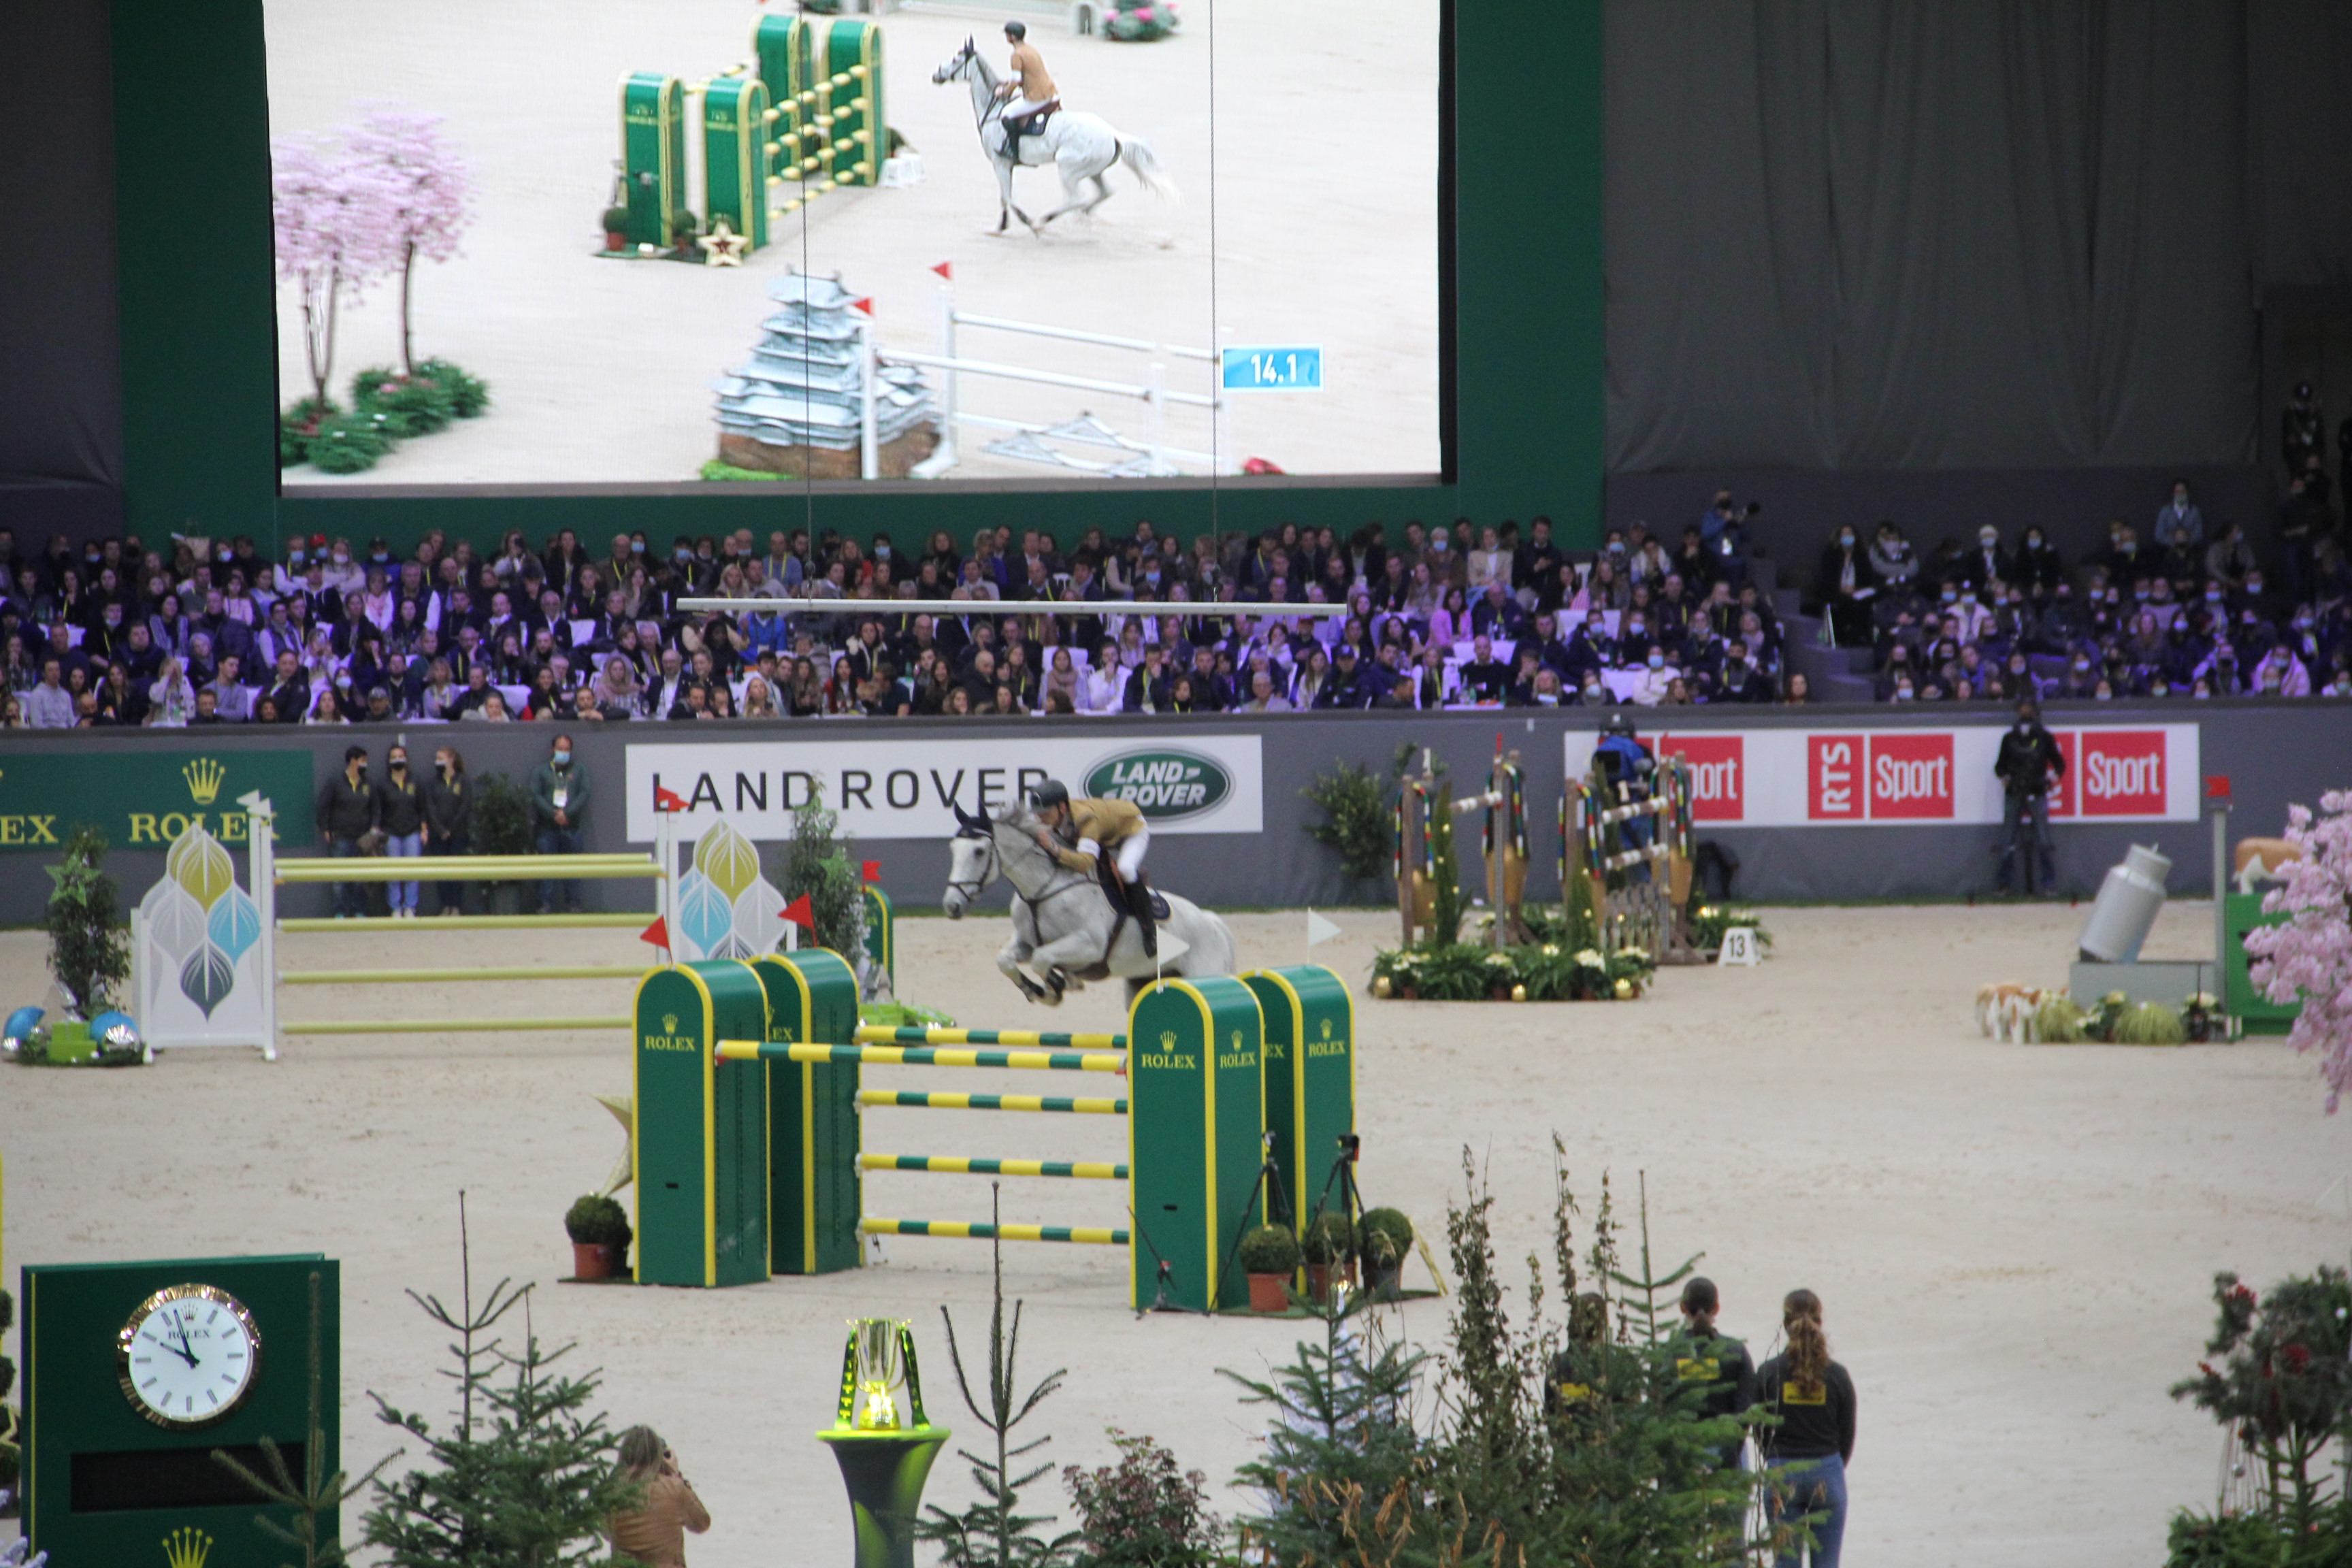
945, 826, 996, 904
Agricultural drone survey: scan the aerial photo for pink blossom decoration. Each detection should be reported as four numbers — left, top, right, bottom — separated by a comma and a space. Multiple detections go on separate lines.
2244, 789, 2352, 1111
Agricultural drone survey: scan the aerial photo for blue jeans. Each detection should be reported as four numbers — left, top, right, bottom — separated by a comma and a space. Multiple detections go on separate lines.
385, 832, 423, 911
537, 826, 583, 911
1769, 1454, 1846, 1568
328, 836, 367, 917
1997, 789, 2053, 893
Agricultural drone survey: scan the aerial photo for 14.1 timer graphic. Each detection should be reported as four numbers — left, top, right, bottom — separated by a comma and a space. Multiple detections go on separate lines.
1220, 346, 1324, 393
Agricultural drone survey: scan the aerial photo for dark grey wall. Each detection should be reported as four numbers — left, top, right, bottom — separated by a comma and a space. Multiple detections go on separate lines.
0, 703, 2336, 928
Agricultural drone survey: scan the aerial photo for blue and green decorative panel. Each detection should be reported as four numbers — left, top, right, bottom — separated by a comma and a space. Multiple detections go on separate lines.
672, 821, 789, 961
134, 821, 269, 1052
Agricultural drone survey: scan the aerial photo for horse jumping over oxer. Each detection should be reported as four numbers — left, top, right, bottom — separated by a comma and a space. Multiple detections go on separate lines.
932, 34, 1179, 235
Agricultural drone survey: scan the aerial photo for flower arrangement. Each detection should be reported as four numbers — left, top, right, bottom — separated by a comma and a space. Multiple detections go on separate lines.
2030, 989, 2212, 1046
1370, 941, 1652, 1002
1686, 904, 1771, 958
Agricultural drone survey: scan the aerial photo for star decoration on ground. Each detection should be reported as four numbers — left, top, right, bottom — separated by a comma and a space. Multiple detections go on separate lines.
698, 219, 748, 267
595, 1093, 635, 1195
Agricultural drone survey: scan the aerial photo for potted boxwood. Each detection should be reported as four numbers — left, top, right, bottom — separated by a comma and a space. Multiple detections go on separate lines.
1357, 1208, 1414, 1299
1300, 1210, 1354, 1303
1238, 1223, 1300, 1313
601, 206, 630, 252
565, 1193, 632, 1281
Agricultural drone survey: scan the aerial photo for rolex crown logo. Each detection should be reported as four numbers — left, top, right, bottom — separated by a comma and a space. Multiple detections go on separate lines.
1320, 1017, 1333, 1040
182, 757, 227, 805
1159, 1030, 1177, 1051
663, 1013, 679, 1034
164, 1526, 214, 1568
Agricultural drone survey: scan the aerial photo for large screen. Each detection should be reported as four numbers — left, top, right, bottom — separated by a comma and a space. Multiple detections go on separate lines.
263, 0, 1440, 487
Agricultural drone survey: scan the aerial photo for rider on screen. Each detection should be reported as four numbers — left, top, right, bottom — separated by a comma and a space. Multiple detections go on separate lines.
995, 20, 1060, 166
1028, 779, 1157, 959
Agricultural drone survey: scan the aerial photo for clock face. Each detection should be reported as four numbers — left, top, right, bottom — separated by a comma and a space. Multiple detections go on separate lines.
116, 1284, 262, 1429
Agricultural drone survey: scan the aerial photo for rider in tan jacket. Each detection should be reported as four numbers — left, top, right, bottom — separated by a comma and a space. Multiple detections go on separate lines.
1029, 779, 1156, 957
996, 20, 1059, 165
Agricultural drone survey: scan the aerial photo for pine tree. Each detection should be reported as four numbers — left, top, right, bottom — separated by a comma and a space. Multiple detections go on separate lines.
917, 1188, 1079, 1567
1223, 1283, 1428, 1563
782, 783, 866, 958
363, 1194, 634, 1567
212, 1271, 394, 1568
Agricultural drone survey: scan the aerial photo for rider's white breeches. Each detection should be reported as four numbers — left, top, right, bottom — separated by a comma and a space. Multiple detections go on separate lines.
1006, 97, 1052, 119
1075, 828, 1149, 880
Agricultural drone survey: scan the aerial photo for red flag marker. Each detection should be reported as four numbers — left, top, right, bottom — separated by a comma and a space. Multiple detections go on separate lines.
850, 296, 874, 316
861, 860, 881, 881
932, 261, 953, 280
639, 916, 672, 949
782, 894, 816, 929
654, 784, 690, 813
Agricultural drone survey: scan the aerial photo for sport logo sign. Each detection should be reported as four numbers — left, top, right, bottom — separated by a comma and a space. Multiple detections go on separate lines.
1658, 734, 1744, 822
1866, 733, 1955, 819
2078, 730, 2166, 817
1083, 749, 1232, 822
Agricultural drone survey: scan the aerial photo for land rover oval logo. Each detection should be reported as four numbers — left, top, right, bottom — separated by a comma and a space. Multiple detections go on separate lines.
1085, 749, 1230, 821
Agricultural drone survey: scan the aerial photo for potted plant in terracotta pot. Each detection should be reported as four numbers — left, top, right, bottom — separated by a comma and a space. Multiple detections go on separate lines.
1301, 1210, 1353, 1303
565, 1193, 632, 1281
1238, 1223, 1300, 1313
1357, 1208, 1414, 1300
601, 206, 631, 252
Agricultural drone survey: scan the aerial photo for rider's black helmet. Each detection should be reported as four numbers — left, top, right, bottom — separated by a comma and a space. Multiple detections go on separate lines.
1004, 19, 1027, 39
1030, 779, 1070, 810
1599, 710, 1637, 739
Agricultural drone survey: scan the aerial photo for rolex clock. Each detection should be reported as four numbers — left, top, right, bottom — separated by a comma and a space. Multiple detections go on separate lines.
22, 1254, 336, 1568
116, 1283, 263, 1428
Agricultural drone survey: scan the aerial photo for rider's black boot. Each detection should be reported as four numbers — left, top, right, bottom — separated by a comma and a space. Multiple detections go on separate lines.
1126, 878, 1158, 960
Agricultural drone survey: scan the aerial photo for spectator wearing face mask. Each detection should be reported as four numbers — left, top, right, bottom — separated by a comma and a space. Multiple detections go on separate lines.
317, 745, 379, 919
530, 736, 591, 914
1813, 527, 1876, 648
2255, 645, 2312, 698
377, 743, 426, 917
1628, 644, 1677, 706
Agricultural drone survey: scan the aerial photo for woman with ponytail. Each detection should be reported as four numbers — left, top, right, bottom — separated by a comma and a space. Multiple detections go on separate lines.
1757, 1288, 1855, 1567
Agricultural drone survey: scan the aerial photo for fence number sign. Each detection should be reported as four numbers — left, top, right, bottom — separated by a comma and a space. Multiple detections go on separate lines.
1220, 346, 1322, 392
1718, 927, 1761, 967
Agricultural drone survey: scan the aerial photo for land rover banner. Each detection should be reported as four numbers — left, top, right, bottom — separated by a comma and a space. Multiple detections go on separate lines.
625, 736, 1264, 843
0, 750, 316, 851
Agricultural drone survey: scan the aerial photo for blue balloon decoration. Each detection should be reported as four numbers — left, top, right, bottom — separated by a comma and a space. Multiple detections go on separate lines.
5, 1004, 44, 1040
91, 1009, 142, 1049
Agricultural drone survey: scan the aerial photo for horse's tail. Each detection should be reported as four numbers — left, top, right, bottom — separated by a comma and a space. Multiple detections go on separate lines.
1118, 137, 1181, 204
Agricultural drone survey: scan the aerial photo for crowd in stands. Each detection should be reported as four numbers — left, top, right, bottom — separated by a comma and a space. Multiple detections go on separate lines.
1810, 476, 2352, 702
0, 482, 2341, 728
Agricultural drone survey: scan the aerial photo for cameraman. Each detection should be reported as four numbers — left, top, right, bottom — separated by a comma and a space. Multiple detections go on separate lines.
1993, 699, 2065, 895
608, 1426, 710, 1567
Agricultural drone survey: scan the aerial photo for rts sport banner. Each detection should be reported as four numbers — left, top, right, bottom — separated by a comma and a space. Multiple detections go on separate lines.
1566, 723, 2200, 827
624, 734, 1264, 842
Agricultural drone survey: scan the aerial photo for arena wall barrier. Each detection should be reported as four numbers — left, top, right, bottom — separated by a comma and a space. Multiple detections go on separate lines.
635, 958, 1353, 1311
12, 706, 2339, 923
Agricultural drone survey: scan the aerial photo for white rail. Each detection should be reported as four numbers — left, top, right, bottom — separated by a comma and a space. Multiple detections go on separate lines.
676, 597, 1349, 619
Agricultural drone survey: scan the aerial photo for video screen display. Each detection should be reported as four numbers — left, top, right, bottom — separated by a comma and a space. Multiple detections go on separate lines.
263, 0, 1440, 486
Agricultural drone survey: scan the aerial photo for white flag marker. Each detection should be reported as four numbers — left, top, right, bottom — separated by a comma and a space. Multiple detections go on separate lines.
1306, 909, 1343, 949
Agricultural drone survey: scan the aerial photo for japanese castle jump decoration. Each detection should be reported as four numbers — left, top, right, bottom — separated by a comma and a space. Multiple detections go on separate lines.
714, 270, 940, 479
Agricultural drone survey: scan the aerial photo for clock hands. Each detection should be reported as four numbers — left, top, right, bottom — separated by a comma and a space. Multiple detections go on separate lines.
164, 1309, 200, 1368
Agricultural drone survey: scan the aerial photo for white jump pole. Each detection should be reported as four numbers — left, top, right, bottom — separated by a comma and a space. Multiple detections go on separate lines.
240, 789, 280, 1062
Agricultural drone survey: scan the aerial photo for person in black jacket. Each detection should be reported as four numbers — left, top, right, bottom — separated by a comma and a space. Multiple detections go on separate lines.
1758, 1289, 1856, 1568
378, 742, 427, 919
1993, 698, 2065, 895
422, 745, 474, 916
316, 745, 379, 919
1673, 1277, 1759, 1457
1812, 528, 1877, 649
